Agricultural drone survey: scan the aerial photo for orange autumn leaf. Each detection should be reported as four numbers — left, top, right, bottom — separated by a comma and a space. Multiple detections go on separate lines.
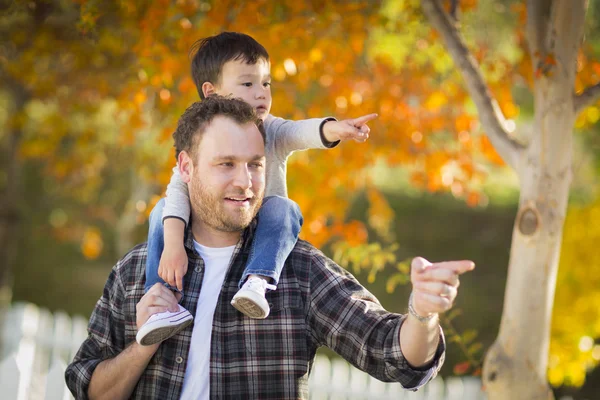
453, 361, 471, 375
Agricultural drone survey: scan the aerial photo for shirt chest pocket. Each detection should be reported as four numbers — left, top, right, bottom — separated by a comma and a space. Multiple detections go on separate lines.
242, 286, 307, 357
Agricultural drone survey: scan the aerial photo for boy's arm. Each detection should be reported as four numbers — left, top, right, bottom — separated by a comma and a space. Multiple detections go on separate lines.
162, 166, 190, 226
321, 114, 377, 143
266, 113, 377, 160
159, 166, 189, 291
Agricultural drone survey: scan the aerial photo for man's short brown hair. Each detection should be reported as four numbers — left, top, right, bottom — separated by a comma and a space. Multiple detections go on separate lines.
173, 95, 266, 160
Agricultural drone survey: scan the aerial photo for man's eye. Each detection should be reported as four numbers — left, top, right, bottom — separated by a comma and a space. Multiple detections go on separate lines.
250, 162, 264, 168
220, 162, 234, 167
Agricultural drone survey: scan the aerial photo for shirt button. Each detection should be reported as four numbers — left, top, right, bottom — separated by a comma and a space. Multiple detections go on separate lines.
195, 266, 200, 272
176, 356, 184, 364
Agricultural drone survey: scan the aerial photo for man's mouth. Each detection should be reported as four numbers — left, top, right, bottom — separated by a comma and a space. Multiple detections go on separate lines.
224, 196, 252, 207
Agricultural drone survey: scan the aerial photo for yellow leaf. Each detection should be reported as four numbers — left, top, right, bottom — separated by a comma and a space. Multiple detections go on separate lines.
424, 91, 447, 111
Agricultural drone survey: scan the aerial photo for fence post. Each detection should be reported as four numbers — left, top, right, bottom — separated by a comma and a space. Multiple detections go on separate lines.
423, 376, 445, 399
0, 354, 21, 400
45, 358, 70, 400
309, 355, 332, 400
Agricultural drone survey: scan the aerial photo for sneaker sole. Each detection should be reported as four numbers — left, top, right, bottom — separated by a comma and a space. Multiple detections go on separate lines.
231, 297, 268, 319
137, 318, 193, 346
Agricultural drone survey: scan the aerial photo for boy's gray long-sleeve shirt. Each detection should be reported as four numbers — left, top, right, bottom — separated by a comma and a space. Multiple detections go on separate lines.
163, 114, 337, 224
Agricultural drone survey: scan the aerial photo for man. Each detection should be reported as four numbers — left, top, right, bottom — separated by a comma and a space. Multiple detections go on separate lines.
65, 96, 474, 399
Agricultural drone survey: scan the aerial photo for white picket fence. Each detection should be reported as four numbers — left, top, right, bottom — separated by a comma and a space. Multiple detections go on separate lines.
0, 302, 491, 400
0, 302, 87, 400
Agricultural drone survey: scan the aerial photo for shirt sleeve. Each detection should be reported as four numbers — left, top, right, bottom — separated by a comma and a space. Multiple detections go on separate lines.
162, 166, 191, 226
306, 254, 445, 390
265, 115, 340, 162
65, 261, 128, 400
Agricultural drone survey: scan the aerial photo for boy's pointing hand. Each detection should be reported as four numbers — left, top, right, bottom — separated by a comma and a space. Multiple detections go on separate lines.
322, 113, 378, 143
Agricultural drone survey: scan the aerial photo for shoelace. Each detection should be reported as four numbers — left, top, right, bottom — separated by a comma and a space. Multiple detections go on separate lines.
247, 277, 276, 292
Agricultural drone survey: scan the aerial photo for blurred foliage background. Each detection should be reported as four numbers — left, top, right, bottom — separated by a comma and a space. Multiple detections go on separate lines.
1, 0, 600, 398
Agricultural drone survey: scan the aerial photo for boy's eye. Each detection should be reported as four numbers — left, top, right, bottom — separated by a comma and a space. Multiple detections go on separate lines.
263, 82, 271, 88
242, 82, 252, 87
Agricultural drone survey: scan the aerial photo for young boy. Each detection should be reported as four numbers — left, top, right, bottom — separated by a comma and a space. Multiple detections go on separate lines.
136, 32, 377, 346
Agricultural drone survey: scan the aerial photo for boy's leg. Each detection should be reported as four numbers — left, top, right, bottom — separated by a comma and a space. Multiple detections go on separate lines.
144, 198, 167, 293
138, 198, 193, 346
231, 196, 303, 319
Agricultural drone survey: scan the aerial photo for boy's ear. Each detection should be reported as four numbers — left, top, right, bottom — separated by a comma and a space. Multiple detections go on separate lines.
178, 151, 193, 184
202, 82, 216, 98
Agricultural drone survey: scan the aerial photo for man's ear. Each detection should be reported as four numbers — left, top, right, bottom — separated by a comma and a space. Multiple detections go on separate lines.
178, 151, 193, 183
202, 82, 216, 98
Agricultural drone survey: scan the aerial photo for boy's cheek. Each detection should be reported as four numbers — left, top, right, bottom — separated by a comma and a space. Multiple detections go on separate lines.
252, 174, 265, 186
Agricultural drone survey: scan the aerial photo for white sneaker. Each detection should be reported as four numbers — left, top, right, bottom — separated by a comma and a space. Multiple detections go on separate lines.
136, 305, 193, 346
231, 277, 276, 319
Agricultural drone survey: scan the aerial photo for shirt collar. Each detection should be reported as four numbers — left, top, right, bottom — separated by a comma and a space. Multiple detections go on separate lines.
183, 217, 258, 255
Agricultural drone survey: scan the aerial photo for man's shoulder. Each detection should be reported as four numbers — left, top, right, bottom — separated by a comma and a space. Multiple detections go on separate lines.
288, 239, 359, 279
284, 239, 371, 299
111, 242, 148, 285
287, 239, 339, 272
116, 242, 148, 266
290, 239, 324, 259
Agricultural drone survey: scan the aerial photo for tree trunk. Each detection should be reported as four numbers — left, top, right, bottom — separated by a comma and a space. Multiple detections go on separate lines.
483, 106, 574, 400
483, 2, 585, 399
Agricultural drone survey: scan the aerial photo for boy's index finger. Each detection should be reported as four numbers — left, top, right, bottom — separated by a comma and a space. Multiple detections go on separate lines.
352, 113, 378, 127
430, 260, 475, 275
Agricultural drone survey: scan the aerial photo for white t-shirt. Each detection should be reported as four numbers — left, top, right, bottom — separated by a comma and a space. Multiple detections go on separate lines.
179, 241, 235, 400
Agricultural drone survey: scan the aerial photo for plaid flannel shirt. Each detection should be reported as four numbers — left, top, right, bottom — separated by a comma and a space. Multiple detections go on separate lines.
66, 221, 445, 399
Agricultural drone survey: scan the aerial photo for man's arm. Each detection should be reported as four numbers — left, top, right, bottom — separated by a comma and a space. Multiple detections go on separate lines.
65, 256, 179, 400
86, 342, 158, 400
401, 257, 475, 368
85, 283, 177, 399
306, 251, 473, 390
306, 253, 445, 390
400, 313, 441, 368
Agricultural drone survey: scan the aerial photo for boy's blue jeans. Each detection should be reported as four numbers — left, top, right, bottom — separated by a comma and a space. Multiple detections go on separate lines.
144, 196, 303, 293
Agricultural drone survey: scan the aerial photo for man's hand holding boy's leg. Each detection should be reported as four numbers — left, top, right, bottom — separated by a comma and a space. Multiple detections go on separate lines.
136, 218, 193, 346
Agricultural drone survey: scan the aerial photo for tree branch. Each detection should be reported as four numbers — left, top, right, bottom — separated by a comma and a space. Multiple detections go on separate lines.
574, 83, 600, 114
421, 0, 525, 171
526, 0, 552, 63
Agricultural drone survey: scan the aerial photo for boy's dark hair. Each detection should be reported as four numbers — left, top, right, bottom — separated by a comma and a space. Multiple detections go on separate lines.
190, 32, 270, 99
173, 95, 266, 161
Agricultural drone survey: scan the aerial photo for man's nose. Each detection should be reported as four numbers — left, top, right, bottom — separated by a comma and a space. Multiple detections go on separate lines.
233, 165, 252, 189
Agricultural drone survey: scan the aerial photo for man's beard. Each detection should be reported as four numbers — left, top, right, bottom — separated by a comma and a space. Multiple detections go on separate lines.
189, 174, 263, 233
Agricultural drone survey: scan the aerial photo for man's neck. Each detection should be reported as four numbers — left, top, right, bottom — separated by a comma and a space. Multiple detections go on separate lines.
191, 220, 242, 248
